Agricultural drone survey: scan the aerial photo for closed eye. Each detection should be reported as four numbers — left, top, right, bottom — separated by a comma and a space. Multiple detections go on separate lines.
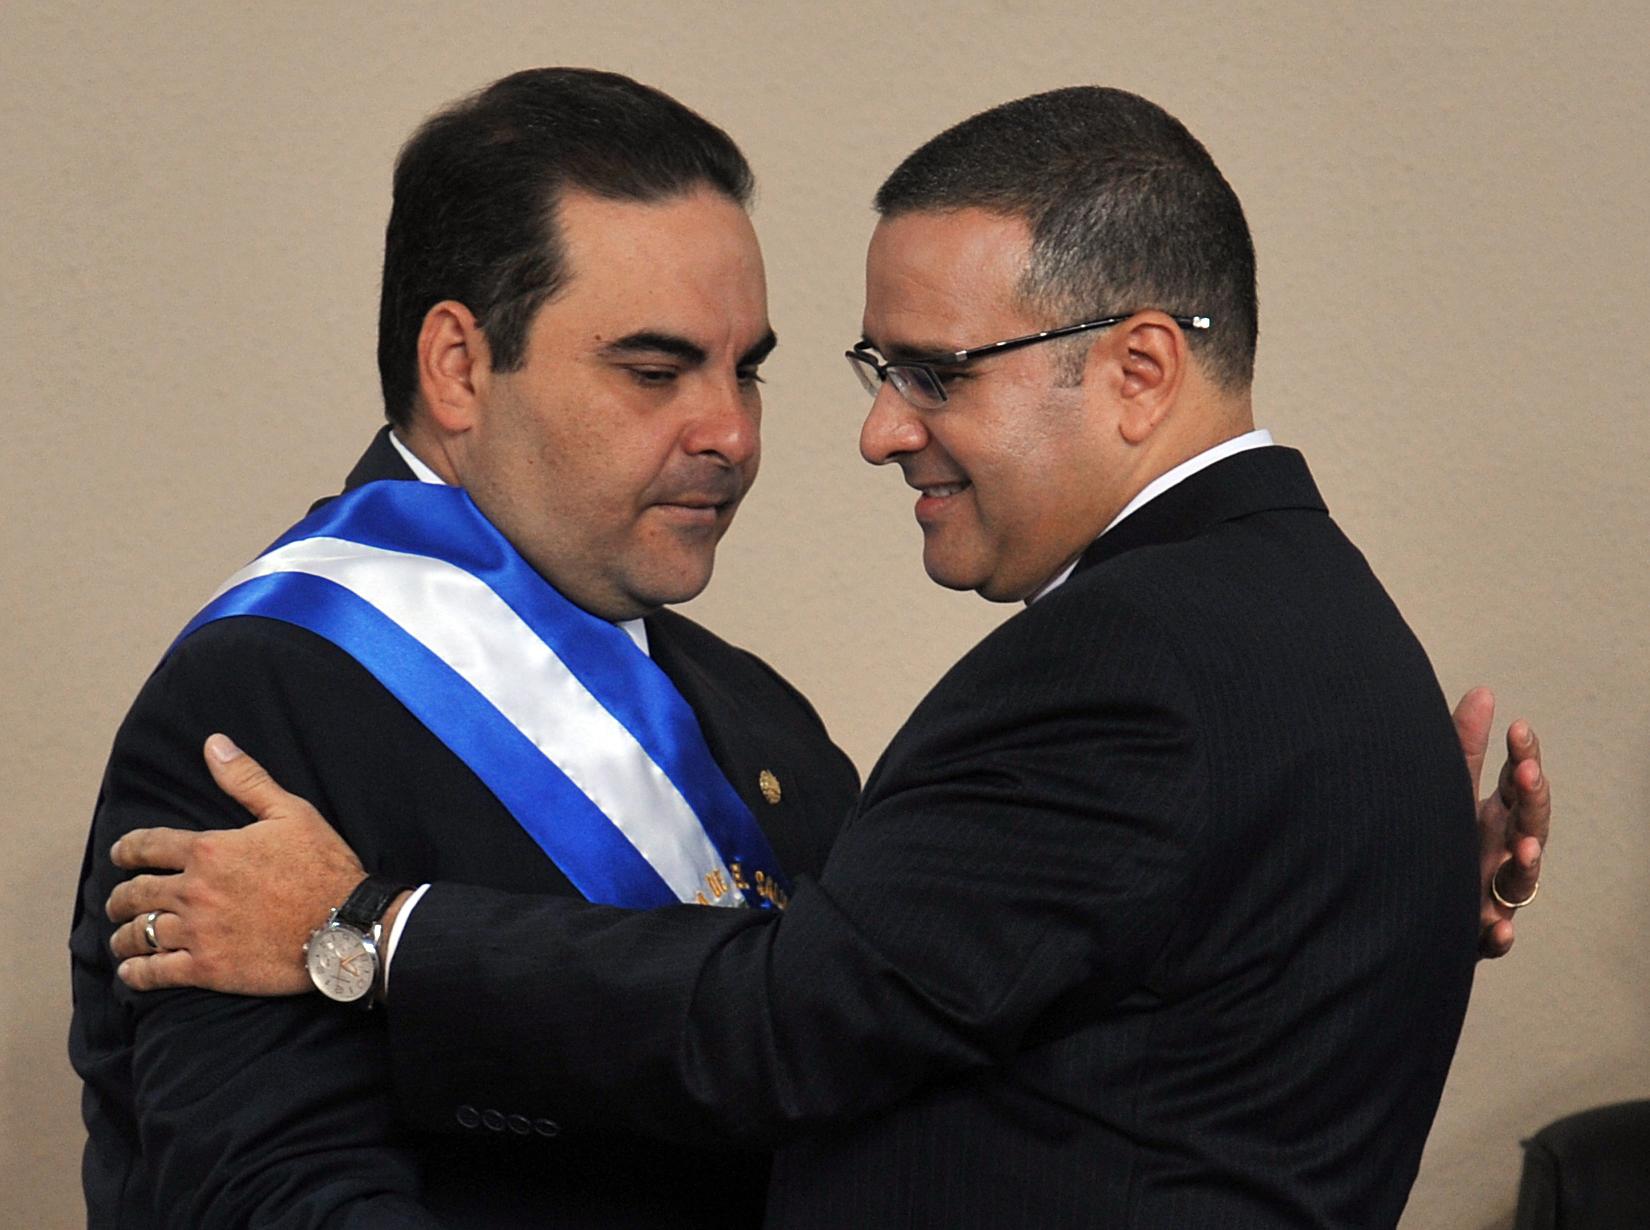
625, 366, 679, 387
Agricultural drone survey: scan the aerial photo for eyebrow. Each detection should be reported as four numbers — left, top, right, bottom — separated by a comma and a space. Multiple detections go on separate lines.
856, 335, 965, 365
601, 331, 708, 364
739, 330, 779, 368
600, 328, 779, 369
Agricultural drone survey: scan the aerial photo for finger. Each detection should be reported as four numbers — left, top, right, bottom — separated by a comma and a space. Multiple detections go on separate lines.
1512, 833, 1543, 875
109, 917, 149, 961
1496, 719, 1540, 801
108, 909, 190, 961
116, 951, 201, 992
109, 827, 201, 872
1494, 843, 1542, 905
203, 733, 295, 821
106, 873, 184, 924
1507, 730, 1551, 846
1451, 687, 1494, 798
1479, 917, 1515, 959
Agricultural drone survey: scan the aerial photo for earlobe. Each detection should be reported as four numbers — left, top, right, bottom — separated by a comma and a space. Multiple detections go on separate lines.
417, 301, 488, 433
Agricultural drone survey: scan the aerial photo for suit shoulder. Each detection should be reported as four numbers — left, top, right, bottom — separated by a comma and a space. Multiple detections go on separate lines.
158, 611, 365, 674
110, 616, 418, 812
130, 615, 389, 727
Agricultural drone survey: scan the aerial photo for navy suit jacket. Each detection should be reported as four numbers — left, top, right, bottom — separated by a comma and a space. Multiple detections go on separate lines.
68, 429, 861, 1227
384, 447, 1480, 1228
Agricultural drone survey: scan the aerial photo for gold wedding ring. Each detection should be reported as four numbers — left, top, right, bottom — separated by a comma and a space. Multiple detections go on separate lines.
1490, 863, 1539, 910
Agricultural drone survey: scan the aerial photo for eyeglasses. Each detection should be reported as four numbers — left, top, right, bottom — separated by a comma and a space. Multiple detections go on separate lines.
845, 312, 1211, 410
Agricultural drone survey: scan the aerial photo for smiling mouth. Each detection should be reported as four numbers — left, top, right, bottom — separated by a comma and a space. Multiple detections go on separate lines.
912, 479, 971, 521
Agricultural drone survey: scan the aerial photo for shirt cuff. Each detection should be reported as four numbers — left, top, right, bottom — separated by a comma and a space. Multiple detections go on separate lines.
380, 882, 432, 996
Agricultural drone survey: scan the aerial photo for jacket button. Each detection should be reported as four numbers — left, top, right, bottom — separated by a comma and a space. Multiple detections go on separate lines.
533, 1118, 561, 1138
481, 1109, 506, 1132
506, 1114, 531, 1135
455, 1105, 480, 1129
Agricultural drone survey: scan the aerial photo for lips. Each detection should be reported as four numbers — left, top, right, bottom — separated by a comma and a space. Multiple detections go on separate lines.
912, 478, 972, 521
651, 479, 744, 527
656, 492, 737, 513
651, 470, 745, 513
659, 497, 727, 510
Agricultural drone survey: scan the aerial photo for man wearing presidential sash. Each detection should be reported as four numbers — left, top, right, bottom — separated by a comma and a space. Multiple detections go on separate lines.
69, 69, 859, 1227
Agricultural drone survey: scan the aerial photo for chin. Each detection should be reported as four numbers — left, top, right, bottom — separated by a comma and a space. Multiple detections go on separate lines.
922, 554, 1033, 604
632, 555, 718, 609
921, 549, 986, 597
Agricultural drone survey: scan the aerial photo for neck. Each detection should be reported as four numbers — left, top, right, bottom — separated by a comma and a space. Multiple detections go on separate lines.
1120, 391, 1254, 509
393, 418, 462, 486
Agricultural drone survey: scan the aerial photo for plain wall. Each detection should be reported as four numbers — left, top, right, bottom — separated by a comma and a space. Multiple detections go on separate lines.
4, 3, 1646, 1225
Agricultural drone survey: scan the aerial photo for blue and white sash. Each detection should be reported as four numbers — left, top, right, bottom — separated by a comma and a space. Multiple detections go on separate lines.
173, 480, 791, 911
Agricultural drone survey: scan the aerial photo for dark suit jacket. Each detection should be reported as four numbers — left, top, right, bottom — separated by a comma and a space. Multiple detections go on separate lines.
68, 429, 860, 1228
385, 447, 1480, 1229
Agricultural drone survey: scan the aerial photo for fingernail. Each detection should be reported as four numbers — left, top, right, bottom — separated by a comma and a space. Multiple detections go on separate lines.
207, 734, 242, 763
1530, 765, 1542, 786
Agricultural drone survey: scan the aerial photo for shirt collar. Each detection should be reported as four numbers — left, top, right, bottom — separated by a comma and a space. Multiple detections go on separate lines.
1028, 428, 1276, 604
387, 430, 445, 485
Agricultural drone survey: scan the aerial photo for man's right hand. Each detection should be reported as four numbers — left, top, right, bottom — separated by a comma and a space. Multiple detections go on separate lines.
105, 733, 371, 995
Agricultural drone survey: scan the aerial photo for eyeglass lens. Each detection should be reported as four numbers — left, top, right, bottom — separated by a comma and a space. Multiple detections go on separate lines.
847, 351, 949, 410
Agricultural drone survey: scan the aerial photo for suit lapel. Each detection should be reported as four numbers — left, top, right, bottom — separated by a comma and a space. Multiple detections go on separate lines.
1074, 446, 1327, 577
643, 617, 828, 877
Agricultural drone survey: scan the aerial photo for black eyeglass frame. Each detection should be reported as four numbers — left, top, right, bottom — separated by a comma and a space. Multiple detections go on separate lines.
846, 312, 1211, 409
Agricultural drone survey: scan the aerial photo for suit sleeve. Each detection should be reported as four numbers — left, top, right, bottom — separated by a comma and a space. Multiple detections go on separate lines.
387, 594, 1207, 1147
71, 622, 444, 1229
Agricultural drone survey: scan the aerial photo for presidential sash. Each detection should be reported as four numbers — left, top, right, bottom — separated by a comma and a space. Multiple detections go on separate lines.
173, 480, 791, 911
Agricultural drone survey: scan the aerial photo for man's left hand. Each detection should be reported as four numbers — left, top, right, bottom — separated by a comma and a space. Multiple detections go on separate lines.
1452, 687, 1549, 959
106, 733, 366, 994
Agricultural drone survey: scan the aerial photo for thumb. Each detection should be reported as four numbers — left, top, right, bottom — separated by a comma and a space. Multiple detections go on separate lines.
202, 733, 290, 821
1450, 686, 1494, 799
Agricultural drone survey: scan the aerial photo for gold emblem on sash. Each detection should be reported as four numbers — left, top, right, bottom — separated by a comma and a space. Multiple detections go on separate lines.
758, 769, 782, 805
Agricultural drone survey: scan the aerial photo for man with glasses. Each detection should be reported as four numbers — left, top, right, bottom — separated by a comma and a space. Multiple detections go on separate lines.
107, 85, 1544, 1227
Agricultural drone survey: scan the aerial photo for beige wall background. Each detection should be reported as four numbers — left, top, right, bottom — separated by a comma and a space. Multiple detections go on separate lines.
4, 2, 1646, 1225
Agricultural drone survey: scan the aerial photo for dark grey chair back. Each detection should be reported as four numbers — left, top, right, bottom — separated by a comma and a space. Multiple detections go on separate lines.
1514, 1100, 1650, 1229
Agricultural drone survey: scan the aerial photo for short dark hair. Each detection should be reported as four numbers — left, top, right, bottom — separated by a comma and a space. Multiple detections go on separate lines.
874, 87, 1257, 390
377, 68, 755, 426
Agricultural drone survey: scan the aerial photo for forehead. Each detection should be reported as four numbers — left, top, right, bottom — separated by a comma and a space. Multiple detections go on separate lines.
862, 208, 1035, 352
549, 187, 769, 345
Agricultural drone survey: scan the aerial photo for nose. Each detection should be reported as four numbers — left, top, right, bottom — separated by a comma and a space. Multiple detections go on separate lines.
858, 381, 927, 466
682, 377, 760, 468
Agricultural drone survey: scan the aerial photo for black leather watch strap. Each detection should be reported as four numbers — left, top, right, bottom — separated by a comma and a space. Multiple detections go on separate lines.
335, 874, 412, 933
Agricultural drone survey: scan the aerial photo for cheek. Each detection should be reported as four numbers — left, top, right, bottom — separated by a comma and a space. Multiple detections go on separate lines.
960, 426, 1056, 529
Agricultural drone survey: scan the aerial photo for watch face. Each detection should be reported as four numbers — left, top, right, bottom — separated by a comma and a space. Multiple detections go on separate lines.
306, 925, 376, 1002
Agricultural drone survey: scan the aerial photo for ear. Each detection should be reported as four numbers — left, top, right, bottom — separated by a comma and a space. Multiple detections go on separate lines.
1087, 312, 1188, 445
415, 300, 490, 433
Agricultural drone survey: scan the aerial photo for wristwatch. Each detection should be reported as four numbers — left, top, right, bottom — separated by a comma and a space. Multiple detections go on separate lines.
303, 875, 409, 1005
